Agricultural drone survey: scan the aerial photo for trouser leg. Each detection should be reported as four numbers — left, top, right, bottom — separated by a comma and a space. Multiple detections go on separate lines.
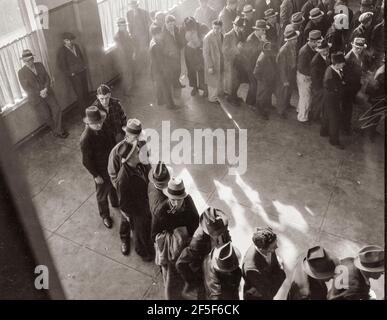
44, 93, 63, 134
132, 210, 153, 257
162, 263, 185, 300
70, 72, 88, 118
341, 95, 354, 132
296, 72, 312, 122
119, 212, 131, 244
108, 186, 119, 208
95, 181, 111, 219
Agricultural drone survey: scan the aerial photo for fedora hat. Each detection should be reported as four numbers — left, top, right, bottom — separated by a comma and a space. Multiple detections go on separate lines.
148, 161, 172, 188
200, 207, 229, 237
212, 242, 241, 273
264, 8, 278, 19
284, 25, 300, 41
354, 245, 384, 273
20, 49, 35, 61
359, 12, 373, 24
291, 12, 305, 25
163, 177, 188, 200
308, 29, 323, 41
117, 17, 128, 26
122, 118, 145, 137
352, 37, 367, 48
253, 19, 269, 30
83, 106, 107, 125
62, 32, 76, 40
302, 246, 339, 280
309, 8, 324, 20
232, 16, 245, 27
242, 4, 255, 13
316, 39, 331, 51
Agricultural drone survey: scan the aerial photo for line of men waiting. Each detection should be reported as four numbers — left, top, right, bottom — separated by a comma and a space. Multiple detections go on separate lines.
78, 86, 384, 299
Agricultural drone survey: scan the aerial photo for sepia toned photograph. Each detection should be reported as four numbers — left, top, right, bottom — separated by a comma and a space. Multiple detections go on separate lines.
0, 0, 385, 305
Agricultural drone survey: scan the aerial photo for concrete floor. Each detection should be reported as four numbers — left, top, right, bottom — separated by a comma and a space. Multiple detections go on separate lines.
16, 68, 385, 299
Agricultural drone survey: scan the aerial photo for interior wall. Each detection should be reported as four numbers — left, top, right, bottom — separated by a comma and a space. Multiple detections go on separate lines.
3, 0, 118, 145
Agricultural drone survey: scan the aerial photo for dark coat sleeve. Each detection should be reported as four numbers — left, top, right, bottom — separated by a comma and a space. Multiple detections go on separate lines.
80, 136, 99, 178
184, 195, 199, 237
57, 47, 70, 76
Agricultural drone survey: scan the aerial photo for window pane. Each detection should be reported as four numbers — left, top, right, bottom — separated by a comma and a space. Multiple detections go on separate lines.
0, 0, 27, 47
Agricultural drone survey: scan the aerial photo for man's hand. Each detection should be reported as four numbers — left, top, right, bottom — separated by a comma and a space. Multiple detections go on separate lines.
40, 88, 48, 98
284, 81, 290, 87
94, 176, 104, 184
208, 67, 214, 74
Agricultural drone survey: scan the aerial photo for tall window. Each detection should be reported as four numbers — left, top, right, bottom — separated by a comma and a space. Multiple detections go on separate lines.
97, 0, 181, 51
0, 0, 49, 113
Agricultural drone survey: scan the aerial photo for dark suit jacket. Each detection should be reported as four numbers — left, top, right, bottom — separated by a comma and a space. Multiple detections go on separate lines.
287, 260, 328, 300
328, 257, 371, 300
311, 52, 330, 90
242, 245, 286, 299
323, 66, 345, 110
57, 44, 87, 77
18, 62, 52, 106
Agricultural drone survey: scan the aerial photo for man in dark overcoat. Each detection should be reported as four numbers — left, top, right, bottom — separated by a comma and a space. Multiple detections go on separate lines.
18, 49, 68, 139
320, 52, 346, 149
80, 106, 118, 230
287, 246, 339, 300
242, 227, 286, 300
219, 0, 238, 34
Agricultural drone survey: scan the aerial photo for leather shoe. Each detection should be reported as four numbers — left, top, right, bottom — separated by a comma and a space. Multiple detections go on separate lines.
121, 242, 130, 256
103, 217, 113, 229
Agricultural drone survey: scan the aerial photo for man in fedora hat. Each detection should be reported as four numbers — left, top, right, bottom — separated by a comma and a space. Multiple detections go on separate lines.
304, 8, 329, 40
194, 0, 217, 28
223, 16, 246, 106
202, 241, 242, 300
328, 245, 384, 300
301, 0, 318, 24
126, 0, 152, 74
320, 52, 346, 149
18, 49, 68, 139
151, 177, 199, 299
241, 4, 256, 39
296, 30, 322, 123
254, 41, 277, 120
264, 8, 280, 49
310, 39, 331, 121
108, 118, 147, 188
219, 0, 238, 34
285, 12, 305, 49
242, 227, 286, 300
203, 19, 225, 104
80, 106, 118, 230
288, 245, 339, 299
114, 18, 135, 97
57, 32, 89, 118
280, 0, 307, 33
341, 37, 369, 135
240, 19, 268, 108
256, 0, 282, 20
176, 207, 232, 299
276, 25, 299, 118
148, 161, 171, 216
112, 140, 154, 259
92, 84, 127, 143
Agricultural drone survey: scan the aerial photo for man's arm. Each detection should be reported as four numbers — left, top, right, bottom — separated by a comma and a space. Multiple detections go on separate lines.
80, 140, 99, 178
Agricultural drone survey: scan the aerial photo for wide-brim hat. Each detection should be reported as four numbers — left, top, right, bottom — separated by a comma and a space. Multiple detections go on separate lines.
200, 207, 229, 237
212, 242, 241, 273
62, 32, 76, 40
351, 37, 368, 48
309, 8, 324, 20
264, 8, 278, 19
354, 245, 384, 273
232, 16, 245, 27
302, 246, 339, 280
83, 106, 107, 124
163, 177, 188, 200
291, 12, 305, 25
122, 118, 146, 138
308, 29, 323, 41
242, 4, 255, 14
253, 19, 269, 30
20, 49, 35, 61
148, 162, 173, 187
284, 29, 300, 41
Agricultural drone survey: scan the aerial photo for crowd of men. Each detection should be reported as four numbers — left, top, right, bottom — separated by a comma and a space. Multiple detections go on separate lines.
16, 0, 384, 300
